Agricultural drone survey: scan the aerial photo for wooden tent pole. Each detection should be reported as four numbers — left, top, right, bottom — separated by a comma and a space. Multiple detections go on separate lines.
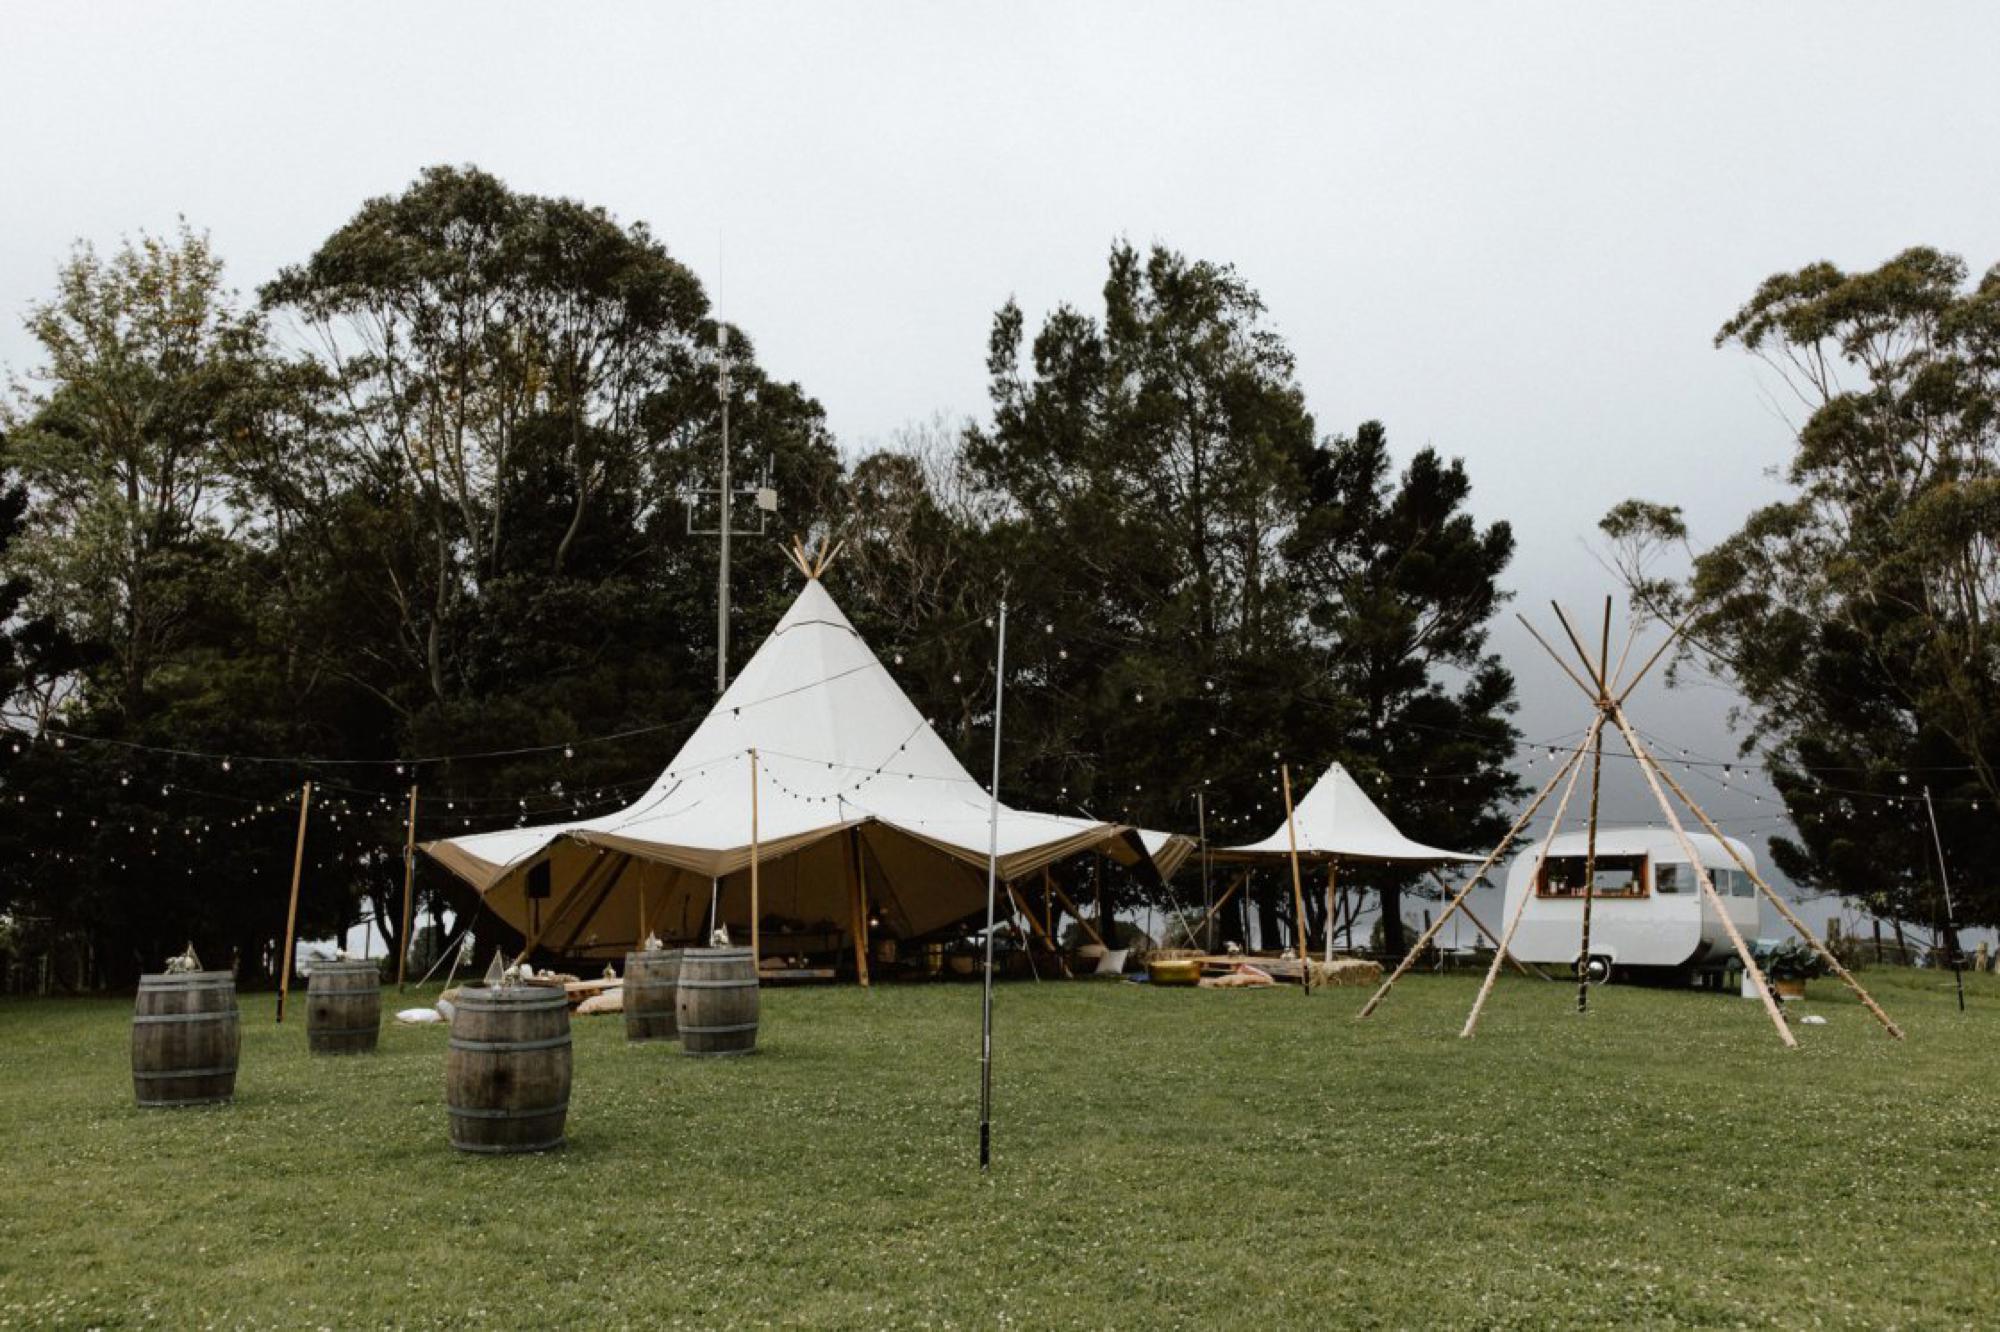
276, 781, 313, 1024
397, 785, 418, 991
516, 851, 619, 959
1007, 880, 1056, 949
1571, 598, 1612, 1013
749, 749, 761, 967
1627, 721, 1903, 1039
1047, 878, 1106, 950
847, 828, 872, 987
1280, 765, 1311, 992
1425, 869, 1542, 979
1360, 726, 1599, 1019
1194, 869, 1251, 936
1461, 713, 1604, 1037
1607, 703, 1795, 1049
1322, 861, 1338, 963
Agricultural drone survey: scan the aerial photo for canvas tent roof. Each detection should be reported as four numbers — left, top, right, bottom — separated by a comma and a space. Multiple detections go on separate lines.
1212, 761, 1478, 864
423, 578, 1193, 959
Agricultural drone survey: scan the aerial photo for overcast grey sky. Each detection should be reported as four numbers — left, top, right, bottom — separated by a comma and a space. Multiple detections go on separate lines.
6, 2, 1998, 928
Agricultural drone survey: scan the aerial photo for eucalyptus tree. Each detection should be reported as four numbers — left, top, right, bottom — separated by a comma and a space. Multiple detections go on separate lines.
1603, 246, 2000, 926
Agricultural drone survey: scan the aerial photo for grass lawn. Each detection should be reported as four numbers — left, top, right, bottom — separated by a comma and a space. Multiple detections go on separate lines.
1, 967, 1995, 1328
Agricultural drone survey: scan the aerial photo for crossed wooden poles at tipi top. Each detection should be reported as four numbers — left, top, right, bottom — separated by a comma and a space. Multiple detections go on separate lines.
1358, 598, 1904, 1049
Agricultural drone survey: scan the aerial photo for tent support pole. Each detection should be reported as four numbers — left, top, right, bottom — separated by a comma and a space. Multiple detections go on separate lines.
848, 828, 872, 988
560, 857, 635, 956
978, 596, 1008, 1171
1323, 861, 1338, 964
517, 851, 618, 960
276, 781, 313, 1024
749, 749, 762, 968
1461, 712, 1603, 1037
1047, 879, 1105, 950
1361, 722, 1600, 1020
1194, 870, 1250, 938
1280, 765, 1311, 992
397, 785, 418, 991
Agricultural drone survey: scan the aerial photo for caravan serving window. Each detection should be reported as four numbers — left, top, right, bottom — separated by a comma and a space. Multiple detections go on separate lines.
1537, 853, 1649, 898
1655, 863, 1684, 893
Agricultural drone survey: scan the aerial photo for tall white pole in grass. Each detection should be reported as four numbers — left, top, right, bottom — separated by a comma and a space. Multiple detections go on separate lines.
978, 597, 1008, 1171
1922, 786, 1967, 1012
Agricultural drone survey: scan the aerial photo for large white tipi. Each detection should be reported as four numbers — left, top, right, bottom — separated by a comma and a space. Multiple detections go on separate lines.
423, 576, 1192, 968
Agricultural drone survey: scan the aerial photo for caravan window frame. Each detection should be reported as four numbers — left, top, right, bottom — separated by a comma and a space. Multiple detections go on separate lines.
1534, 851, 1651, 900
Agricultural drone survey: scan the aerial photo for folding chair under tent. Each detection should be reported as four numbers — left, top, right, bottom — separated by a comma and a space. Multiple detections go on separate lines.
1201, 762, 1492, 959
421, 575, 1193, 979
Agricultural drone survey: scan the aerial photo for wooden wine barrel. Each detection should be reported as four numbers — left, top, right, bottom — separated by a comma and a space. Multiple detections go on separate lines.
132, 971, 240, 1107
623, 948, 682, 1042
676, 947, 759, 1057
446, 985, 571, 1154
306, 959, 381, 1055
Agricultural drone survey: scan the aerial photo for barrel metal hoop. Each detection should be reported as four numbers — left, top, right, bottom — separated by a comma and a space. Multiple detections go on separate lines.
137, 1096, 233, 1107
134, 1065, 239, 1079
624, 981, 679, 991
451, 1136, 566, 1154
447, 1100, 570, 1120
678, 979, 759, 990
680, 1021, 760, 1035
449, 1034, 572, 1053
133, 1011, 239, 1024
310, 1026, 380, 1038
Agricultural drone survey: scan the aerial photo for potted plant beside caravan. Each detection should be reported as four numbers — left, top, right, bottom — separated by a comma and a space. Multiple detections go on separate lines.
1498, 828, 1761, 984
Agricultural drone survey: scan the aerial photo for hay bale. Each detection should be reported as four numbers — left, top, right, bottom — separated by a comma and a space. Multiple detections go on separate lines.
1309, 958, 1384, 989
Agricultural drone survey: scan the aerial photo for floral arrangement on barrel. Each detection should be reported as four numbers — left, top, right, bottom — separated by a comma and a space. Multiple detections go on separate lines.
1758, 939, 1829, 998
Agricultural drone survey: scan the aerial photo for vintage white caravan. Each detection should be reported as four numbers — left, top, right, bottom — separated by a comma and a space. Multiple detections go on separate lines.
1498, 827, 1761, 980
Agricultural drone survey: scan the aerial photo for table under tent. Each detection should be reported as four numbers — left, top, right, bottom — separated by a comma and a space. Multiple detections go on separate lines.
1191, 762, 1509, 978
421, 576, 1193, 983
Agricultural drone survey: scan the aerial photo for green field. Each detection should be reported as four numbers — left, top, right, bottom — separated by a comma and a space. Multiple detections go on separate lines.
2, 968, 1995, 1328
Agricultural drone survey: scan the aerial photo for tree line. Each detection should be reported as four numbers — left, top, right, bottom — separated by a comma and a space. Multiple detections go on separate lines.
0, 166, 1524, 986
18, 166, 1986, 986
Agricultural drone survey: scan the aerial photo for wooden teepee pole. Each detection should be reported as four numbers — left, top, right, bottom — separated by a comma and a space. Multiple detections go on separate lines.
1630, 727, 1904, 1039
1280, 764, 1311, 992
397, 785, 418, 991
1569, 599, 1612, 1013
1359, 727, 1599, 1020
1606, 703, 1795, 1049
277, 781, 313, 1024
1462, 712, 1603, 1038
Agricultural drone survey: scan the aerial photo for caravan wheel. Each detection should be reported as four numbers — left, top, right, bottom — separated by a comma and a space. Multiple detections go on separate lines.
1582, 955, 1612, 985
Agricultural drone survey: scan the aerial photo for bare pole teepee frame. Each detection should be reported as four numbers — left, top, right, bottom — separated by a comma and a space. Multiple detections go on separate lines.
1365, 602, 1904, 1048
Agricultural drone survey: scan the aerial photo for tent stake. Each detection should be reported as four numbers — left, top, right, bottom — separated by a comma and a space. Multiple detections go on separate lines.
979, 597, 1008, 1171
397, 785, 418, 991
1280, 765, 1310, 992
277, 781, 313, 1024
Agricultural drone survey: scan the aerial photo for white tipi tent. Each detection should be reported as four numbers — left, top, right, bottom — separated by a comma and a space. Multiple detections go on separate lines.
423, 576, 1192, 969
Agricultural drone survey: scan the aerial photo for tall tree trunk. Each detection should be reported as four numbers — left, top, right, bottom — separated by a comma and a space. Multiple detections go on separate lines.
1378, 885, 1407, 957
